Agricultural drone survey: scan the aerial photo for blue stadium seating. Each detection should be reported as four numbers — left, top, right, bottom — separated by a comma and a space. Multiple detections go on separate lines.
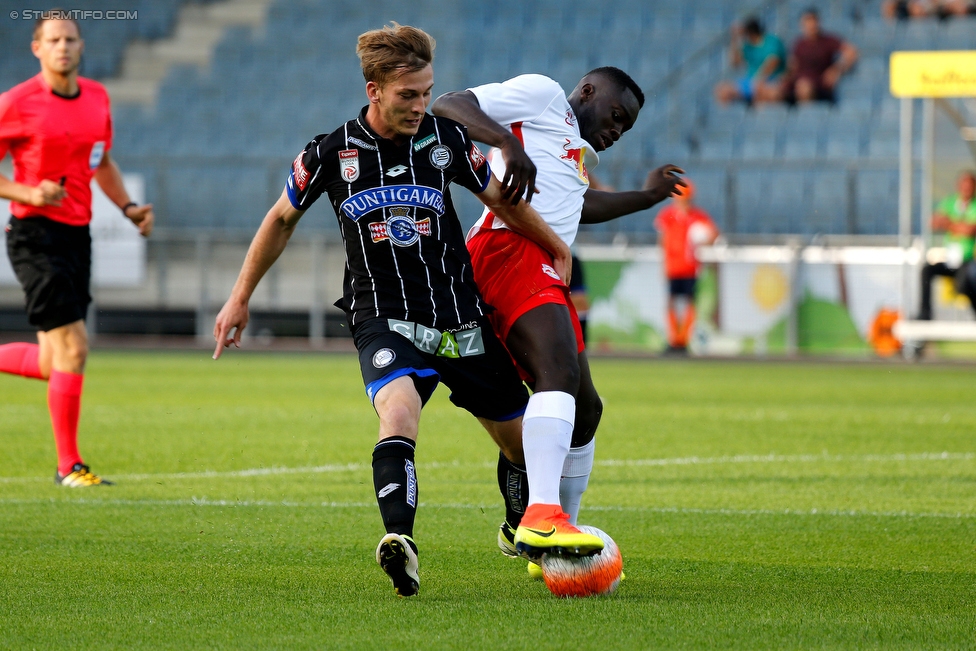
855, 169, 900, 234
0, 0, 196, 89
7, 0, 952, 237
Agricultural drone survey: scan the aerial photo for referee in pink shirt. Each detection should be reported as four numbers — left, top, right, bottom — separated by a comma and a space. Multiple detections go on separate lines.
0, 12, 153, 486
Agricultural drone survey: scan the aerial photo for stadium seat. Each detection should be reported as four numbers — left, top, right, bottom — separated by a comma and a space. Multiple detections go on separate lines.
742, 105, 789, 133
699, 133, 738, 161
782, 134, 821, 160
733, 169, 768, 233
809, 170, 851, 234
765, 170, 811, 233
708, 105, 748, 132
857, 20, 898, 57
855, 169, 899, 234
899, 20, 940, 50
825, 126, 865, 160
942, 18, 976, 49
740, 131, 781, 160
866, 131, 900, 159
687, 167, 728, 231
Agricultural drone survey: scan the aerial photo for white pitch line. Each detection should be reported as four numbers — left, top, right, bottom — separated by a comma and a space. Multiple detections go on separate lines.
0, 451, 972, 484
597, 451, 976, 467
0, 497, 972, 520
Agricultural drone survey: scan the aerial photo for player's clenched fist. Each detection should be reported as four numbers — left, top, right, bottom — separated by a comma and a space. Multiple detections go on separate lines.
29, 179, 66, 207
642, 164, 686, 204
499, 136, 538, 206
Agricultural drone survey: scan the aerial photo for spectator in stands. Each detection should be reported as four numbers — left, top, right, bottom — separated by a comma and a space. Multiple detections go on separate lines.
883, 0, 976, 19
918, 171, 976, 320
654, 179, 718, 354
777, 8, 858, 104
714, 17, 786, 106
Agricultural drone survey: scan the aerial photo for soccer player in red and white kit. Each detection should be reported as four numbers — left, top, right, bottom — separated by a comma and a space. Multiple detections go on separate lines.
433, 68, 683, 561
0, 15, 153, 486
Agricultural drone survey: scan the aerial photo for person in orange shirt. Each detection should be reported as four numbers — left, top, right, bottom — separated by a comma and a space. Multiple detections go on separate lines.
654, 180, 718, 353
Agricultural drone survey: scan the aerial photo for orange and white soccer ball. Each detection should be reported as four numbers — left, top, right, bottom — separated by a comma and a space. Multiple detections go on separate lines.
540, 525, 623, 597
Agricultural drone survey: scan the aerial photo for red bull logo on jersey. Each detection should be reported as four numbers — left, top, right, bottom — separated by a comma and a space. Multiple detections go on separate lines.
339, 149, 360, 182
559, 139, 589, 183
340, 185, 446, 222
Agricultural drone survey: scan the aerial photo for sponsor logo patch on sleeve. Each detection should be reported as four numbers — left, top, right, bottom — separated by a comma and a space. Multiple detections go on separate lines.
293, 152, 310, 190
468, 143, 486, 170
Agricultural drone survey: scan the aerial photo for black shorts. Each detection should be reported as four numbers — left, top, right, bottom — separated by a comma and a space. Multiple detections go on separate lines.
5, 215, 91, 332
669, 277, 697, 297
352, 316, 529, 422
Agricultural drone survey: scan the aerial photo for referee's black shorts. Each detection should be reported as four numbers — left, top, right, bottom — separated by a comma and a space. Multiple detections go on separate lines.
352, 316, 528, 422
5, 215, 92, 332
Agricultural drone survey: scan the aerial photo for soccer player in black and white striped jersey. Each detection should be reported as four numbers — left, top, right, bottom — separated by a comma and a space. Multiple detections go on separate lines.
213, 24, 603, 596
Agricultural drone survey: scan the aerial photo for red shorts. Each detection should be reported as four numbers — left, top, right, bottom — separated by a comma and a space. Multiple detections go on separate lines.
467, 228, 584, 380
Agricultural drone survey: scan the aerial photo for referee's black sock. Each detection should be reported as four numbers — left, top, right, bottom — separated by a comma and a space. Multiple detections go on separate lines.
497, 451, 529, 528
372, 436, 418, 537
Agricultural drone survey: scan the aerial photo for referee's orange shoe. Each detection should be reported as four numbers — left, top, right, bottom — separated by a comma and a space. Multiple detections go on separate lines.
514, 503, 604, 560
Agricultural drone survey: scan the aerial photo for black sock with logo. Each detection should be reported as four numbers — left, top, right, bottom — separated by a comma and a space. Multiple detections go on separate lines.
497, 451, 529, 529
372, 436, 418, 537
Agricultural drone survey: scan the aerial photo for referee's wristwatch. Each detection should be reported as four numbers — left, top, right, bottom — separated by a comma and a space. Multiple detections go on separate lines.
121, 201, 137, 217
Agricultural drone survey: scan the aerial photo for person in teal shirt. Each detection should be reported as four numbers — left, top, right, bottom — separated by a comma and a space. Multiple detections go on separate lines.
714, 17, 787, 105
919, 171, 976, 319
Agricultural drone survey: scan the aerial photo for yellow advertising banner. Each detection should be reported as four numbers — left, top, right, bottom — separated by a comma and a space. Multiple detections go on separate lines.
890, 51, 976, 97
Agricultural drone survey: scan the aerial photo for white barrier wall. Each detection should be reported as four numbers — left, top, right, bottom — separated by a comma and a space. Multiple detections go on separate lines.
578, 244, 923, 356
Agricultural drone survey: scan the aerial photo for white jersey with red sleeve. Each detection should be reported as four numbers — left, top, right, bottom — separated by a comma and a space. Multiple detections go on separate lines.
467, 74, 598, 248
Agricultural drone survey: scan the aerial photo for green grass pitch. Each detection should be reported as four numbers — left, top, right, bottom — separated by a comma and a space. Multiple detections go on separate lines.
1, 351, 974, 649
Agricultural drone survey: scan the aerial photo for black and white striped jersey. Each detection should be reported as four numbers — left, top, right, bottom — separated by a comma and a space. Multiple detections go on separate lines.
286, 107, 493, 329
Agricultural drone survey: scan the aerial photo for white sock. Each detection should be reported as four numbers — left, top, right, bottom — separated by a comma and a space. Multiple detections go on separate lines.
559, 438, 595, 525
522, 391, 575, 507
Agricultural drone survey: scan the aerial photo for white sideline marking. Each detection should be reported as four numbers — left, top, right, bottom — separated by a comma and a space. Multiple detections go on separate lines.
0, 452, 972, 484
0, 497, 972, 520
596, 451, 976, 467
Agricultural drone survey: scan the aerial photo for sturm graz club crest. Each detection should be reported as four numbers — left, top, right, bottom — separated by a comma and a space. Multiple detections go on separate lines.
372, 348, 396, 368
369, 207, 431, 246
429, 144, 452, 169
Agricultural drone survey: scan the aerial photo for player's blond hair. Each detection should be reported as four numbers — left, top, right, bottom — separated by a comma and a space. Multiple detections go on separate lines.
356, 23, 435, 87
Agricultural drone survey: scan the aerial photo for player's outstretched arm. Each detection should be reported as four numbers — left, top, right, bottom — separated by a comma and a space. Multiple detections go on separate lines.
580, 164, 685, 225
94, 152, 154, 236
477, 175, 572, 284
213, 189, 304, 359
432, 90, 537, 205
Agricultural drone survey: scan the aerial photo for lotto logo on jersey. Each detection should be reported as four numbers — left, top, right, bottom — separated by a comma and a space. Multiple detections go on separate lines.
292, 152, 310, 190
339, 149, 360, 182
468, 143, 486, 170
559, 139, 589, 183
